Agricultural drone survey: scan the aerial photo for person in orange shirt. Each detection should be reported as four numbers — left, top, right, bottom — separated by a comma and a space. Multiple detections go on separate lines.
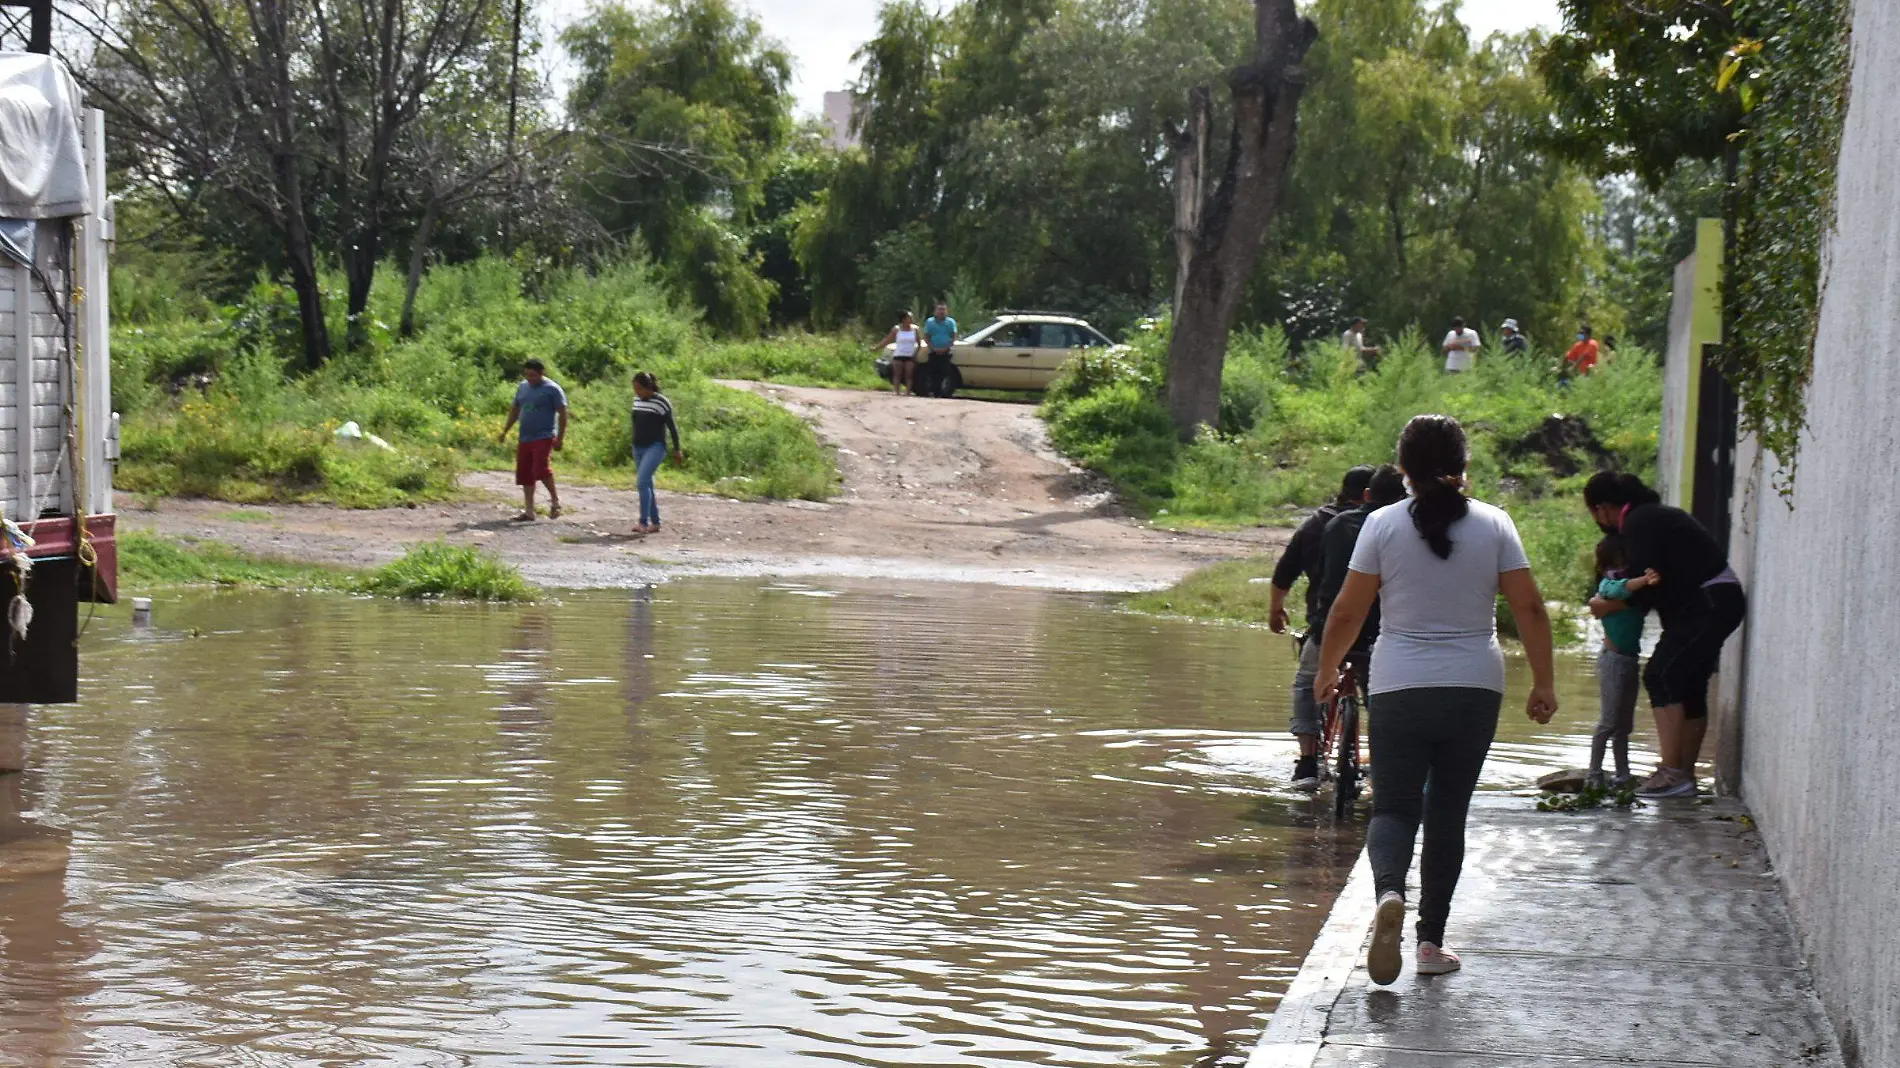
1564, 326, 1601, 378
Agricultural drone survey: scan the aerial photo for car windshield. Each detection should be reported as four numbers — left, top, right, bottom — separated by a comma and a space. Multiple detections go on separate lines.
961, 318, 1004, 340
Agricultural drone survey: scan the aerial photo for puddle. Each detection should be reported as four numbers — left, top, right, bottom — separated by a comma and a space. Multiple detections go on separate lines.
0, 580, 1630, 1065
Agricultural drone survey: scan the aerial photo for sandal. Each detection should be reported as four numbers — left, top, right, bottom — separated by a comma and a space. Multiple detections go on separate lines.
548, 503, 564, 519
510, 511, 536, 522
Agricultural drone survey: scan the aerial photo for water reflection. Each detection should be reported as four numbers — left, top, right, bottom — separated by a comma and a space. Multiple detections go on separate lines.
1, 580, 1633, 1066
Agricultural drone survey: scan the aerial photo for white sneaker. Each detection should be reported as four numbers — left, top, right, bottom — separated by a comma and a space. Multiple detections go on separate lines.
1368, 891, 1405, 985
1417, 941, 1462, 976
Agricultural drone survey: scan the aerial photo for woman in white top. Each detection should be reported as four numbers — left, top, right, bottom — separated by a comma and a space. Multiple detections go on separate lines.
872, 311, 922, 395
1316, 413, 1558, 986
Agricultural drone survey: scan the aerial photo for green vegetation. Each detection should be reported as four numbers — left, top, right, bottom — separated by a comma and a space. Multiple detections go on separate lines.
120, 533, 535, 602
1537, 779, 1642, 813
1543, 0, 1854, 490
1724, 0, 1851, 490
358, 543, 536, 601
119, 532, 353, 591
1052, 320, 1659, 622
113, 255, 846, 508
1126, 559, 1283, 624
797, 0, 1630, 342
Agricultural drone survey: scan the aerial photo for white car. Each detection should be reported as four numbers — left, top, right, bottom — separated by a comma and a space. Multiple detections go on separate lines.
879, 312, 1119, 395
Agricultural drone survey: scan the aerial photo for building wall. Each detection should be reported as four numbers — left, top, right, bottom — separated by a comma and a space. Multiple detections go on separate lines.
823, 90, 860, 152
1733, 2, 1900, 1063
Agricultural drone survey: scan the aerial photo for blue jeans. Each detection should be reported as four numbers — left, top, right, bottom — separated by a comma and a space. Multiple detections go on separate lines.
634, 441, 667, 526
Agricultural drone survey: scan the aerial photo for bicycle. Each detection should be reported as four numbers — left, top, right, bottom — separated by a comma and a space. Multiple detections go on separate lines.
1323, 657, 1367, 820
1295, 632, 1367, 819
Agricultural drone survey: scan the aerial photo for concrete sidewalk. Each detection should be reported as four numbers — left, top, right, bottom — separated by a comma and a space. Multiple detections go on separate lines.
1251, 794, 1845, 1067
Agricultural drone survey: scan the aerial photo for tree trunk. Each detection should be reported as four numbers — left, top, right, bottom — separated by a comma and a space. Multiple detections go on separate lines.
401, 198, 442, 338
259, 0, 331, 370
1165, 0, 1317, 439
1171, 86, 1211, 316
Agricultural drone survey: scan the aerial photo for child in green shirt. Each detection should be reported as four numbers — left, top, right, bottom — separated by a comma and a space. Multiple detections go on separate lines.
1587, 536, 1657, 788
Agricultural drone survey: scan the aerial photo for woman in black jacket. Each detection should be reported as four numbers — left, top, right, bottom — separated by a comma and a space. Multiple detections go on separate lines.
1582, 472, 1745, 798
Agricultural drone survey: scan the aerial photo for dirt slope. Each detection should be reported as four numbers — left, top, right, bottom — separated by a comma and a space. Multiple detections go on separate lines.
125, 384, 1287, 592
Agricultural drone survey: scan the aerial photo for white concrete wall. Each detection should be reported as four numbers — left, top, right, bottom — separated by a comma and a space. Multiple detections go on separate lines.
1735, 2, 1900, 1064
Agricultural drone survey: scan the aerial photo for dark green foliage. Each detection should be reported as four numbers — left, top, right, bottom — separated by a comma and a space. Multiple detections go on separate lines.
1540, 0, 1744, 186
1725, 0, 1851, 492
1043, 319, 1660, 599
563, 0, 795, 334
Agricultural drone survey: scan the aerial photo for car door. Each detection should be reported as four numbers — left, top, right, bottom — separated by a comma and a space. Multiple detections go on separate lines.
1030, 323, 1089, 387
963, 321, 1040, 389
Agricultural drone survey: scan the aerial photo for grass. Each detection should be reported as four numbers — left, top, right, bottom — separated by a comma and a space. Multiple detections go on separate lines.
119, 532, 352, 590
1125, 559, 1283, 624
1045, 320, 1659, 621
357, 542, 535, 601
120, 532, 535, 601
112, 256, 852, 510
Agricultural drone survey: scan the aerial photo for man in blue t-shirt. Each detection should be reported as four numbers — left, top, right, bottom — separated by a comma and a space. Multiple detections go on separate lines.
919, 301, 957, 397
497, 359, 568, 520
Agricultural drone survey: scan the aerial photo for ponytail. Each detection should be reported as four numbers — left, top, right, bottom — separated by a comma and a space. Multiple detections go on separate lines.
633, 371, 660, 392
1397, 414, 1470, 560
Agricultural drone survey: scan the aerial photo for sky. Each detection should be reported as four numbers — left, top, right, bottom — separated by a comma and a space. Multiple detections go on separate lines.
539, 0, 1567, 118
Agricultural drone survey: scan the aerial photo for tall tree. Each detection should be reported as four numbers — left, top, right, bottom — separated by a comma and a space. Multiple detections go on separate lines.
1539, 0, 1741, 187
73, 0, 513, 365
564, 0, 793, 334
1164, 0, 1317, 437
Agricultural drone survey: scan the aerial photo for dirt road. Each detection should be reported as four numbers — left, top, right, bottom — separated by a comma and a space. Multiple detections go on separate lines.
126, 384, 1287, 592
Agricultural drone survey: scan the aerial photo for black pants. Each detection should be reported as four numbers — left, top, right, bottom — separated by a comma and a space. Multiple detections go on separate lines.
919, 350, 953, 395
1367, 686, 1501, 946
1646, 582, 1746, 719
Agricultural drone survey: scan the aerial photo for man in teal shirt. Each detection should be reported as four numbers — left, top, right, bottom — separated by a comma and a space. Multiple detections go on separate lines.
919, 302, 957, 397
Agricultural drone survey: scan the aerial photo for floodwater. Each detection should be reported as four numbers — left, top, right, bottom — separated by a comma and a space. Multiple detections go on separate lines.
0, 581, 1635, 1067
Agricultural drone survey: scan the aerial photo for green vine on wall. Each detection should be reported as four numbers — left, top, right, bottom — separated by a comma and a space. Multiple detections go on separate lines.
1724, 0, 1853, 495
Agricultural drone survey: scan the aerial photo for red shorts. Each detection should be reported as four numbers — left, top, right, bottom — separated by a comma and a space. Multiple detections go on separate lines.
515, 438, 555, 485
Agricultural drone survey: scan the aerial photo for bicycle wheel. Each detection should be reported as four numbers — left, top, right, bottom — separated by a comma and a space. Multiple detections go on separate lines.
1333, 694, 1361, 820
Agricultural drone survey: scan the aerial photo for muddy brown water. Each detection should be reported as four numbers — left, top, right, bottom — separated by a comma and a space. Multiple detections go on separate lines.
0, 581, 1635, 1067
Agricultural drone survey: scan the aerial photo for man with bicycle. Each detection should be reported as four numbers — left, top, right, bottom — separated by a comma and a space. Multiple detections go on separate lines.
1314, 465, 1410, 692
1270, 465, 1376, 792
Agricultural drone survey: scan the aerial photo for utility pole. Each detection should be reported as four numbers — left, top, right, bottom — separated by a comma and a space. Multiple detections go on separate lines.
0, 0, 54, 52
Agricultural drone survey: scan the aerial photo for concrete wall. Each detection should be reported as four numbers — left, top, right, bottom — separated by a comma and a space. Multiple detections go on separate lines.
823, 90, 860, 152
1733, 2, 1900, 1064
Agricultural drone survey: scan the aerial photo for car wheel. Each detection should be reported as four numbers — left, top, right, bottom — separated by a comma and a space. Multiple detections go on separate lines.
939, 366, 962, 399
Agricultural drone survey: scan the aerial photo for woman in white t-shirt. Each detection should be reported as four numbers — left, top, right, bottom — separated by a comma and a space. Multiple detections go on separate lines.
872, 311, 922, 395
1316, 414, 1558, 986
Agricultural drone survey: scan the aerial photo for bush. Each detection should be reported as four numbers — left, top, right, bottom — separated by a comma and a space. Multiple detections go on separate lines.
111, 253, 846, 508
358, 542, 534, 601
1041, 321, 1661, 621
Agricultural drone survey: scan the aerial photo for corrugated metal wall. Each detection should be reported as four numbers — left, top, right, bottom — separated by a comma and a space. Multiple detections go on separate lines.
0, 219, 73, 520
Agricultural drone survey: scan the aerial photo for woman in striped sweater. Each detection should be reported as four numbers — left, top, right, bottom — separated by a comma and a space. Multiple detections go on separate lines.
631, 372, 684, 534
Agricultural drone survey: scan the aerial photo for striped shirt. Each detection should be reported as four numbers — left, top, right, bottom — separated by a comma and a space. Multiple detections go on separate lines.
632, 393, 681, 450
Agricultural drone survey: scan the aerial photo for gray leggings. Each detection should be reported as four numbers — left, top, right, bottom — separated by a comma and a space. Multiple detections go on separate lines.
1367, 686, 1502, 947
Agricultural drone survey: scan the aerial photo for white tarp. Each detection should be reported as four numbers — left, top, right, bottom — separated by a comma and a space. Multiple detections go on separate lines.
0, 52, 90, 219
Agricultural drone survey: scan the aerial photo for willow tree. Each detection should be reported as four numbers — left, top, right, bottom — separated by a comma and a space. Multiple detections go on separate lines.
1165, 0, 1318, 439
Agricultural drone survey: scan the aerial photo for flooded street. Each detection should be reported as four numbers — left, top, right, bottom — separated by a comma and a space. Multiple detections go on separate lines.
1, 581, 1637, 1067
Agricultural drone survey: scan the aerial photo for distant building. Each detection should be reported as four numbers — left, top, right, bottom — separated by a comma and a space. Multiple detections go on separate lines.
823, 90, 860, 151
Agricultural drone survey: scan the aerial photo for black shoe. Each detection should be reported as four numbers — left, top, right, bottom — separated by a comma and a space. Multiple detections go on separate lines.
1292, 755, 1320, 793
